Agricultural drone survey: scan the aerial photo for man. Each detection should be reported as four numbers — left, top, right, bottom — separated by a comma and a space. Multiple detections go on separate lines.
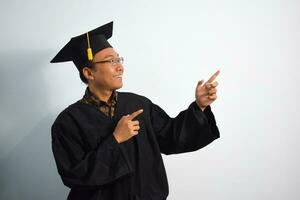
51, 21, 220, 200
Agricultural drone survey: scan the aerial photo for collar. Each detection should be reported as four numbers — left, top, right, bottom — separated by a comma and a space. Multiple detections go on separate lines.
81, 87, 118, 108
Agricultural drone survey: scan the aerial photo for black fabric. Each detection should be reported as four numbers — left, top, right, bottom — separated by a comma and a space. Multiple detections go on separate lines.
51, 92, 220, 200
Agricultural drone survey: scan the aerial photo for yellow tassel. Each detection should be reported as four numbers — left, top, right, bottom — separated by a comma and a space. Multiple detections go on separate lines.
87, 48, 93, 61
86, 32, 93, 61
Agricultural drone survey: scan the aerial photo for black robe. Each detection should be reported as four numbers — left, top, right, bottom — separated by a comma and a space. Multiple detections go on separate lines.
51, 92, 220, 200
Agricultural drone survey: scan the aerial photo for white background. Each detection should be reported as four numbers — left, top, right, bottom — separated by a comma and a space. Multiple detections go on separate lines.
0, 0, 299, 199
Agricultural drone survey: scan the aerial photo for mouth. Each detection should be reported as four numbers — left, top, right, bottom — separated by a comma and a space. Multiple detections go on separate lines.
114, 74, 123, 79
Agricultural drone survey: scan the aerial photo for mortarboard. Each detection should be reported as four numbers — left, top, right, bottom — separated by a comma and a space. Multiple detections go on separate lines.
50, 21, 113, 71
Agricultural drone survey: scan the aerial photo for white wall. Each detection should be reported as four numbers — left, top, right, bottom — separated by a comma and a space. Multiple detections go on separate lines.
0, 0, 299, 199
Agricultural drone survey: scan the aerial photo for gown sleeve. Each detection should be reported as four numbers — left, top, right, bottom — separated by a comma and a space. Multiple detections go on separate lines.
51, 112, 133, 188
150, 101, 220, 155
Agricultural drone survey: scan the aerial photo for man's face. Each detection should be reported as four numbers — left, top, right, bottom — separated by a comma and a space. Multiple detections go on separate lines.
88, 47, 124, 90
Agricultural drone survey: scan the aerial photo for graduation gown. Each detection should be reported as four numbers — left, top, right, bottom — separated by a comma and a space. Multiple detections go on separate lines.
51, 92, 220, 200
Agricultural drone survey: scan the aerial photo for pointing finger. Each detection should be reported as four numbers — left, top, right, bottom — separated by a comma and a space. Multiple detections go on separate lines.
206, 70, 220, 84
128, 109, 144, 120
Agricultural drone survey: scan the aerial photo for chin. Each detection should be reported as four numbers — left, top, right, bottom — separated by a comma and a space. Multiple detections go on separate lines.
113, 83, 123, 90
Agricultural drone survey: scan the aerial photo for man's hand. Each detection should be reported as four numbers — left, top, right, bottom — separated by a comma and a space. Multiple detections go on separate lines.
195, 70, 220, 111
113, 109, 144, 143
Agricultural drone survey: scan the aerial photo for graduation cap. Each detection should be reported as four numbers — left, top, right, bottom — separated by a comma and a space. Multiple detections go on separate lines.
50, 21, 113, 71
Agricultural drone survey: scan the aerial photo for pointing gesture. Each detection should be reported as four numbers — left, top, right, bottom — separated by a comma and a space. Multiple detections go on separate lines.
128, 109, 144, 121
195, 70, 220, 111
113, 109, 144, 143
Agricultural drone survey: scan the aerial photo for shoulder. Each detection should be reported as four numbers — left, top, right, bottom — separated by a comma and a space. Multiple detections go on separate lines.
55, 101, 83, 117
118, 91, 152, 105
51, 101, 100, 140
52, 101, 94, 127
117, 91, 158, 118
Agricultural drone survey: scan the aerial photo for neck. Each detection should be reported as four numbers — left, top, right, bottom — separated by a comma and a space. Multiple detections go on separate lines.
88, 84, 113, 103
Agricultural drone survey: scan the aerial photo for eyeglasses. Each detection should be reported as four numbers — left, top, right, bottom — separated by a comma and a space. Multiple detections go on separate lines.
92, 57, 124, 66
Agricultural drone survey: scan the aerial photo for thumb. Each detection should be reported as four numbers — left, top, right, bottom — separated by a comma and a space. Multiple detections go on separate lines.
197, 79, 205, 86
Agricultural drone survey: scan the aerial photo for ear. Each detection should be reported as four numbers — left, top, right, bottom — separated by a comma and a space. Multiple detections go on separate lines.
82, 67, 94, 81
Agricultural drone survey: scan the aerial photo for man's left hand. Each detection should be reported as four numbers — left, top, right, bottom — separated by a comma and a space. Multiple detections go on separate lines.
195, 70, 220, 111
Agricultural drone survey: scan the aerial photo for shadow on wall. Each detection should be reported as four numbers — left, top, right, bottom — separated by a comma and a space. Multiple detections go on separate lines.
0, 51, 68, 199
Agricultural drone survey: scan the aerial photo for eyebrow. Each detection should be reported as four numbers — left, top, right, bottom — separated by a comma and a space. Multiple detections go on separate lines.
103, 53, 119, 59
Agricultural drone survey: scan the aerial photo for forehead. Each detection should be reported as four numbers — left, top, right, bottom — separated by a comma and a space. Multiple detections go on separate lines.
94, 47, 118, 60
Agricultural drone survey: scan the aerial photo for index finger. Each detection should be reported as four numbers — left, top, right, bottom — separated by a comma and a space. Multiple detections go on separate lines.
206, 70, 220, 83
128, 109, 144, 120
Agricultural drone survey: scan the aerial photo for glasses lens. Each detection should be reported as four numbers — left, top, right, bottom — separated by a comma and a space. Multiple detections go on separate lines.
114, 57, 123, 65
119, 57, 124, 64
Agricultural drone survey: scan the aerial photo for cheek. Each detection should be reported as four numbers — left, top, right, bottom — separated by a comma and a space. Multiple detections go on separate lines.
97, 68, 114, 84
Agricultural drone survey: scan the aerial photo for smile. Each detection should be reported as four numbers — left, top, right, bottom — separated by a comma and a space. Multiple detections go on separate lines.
114, 74, 123, 78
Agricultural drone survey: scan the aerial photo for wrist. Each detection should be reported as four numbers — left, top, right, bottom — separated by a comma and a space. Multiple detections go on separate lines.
200, 106, 206, 111
195, 100, 206, 111
113, 132, 121, 143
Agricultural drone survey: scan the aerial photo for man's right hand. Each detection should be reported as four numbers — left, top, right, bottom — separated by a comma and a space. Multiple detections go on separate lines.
113, 109, 144, 143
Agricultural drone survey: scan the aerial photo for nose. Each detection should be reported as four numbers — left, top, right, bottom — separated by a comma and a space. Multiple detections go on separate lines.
116, 63, 124, 73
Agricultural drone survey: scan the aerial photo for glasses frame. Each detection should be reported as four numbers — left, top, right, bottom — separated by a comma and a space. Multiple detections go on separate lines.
92, 57, 124, 66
